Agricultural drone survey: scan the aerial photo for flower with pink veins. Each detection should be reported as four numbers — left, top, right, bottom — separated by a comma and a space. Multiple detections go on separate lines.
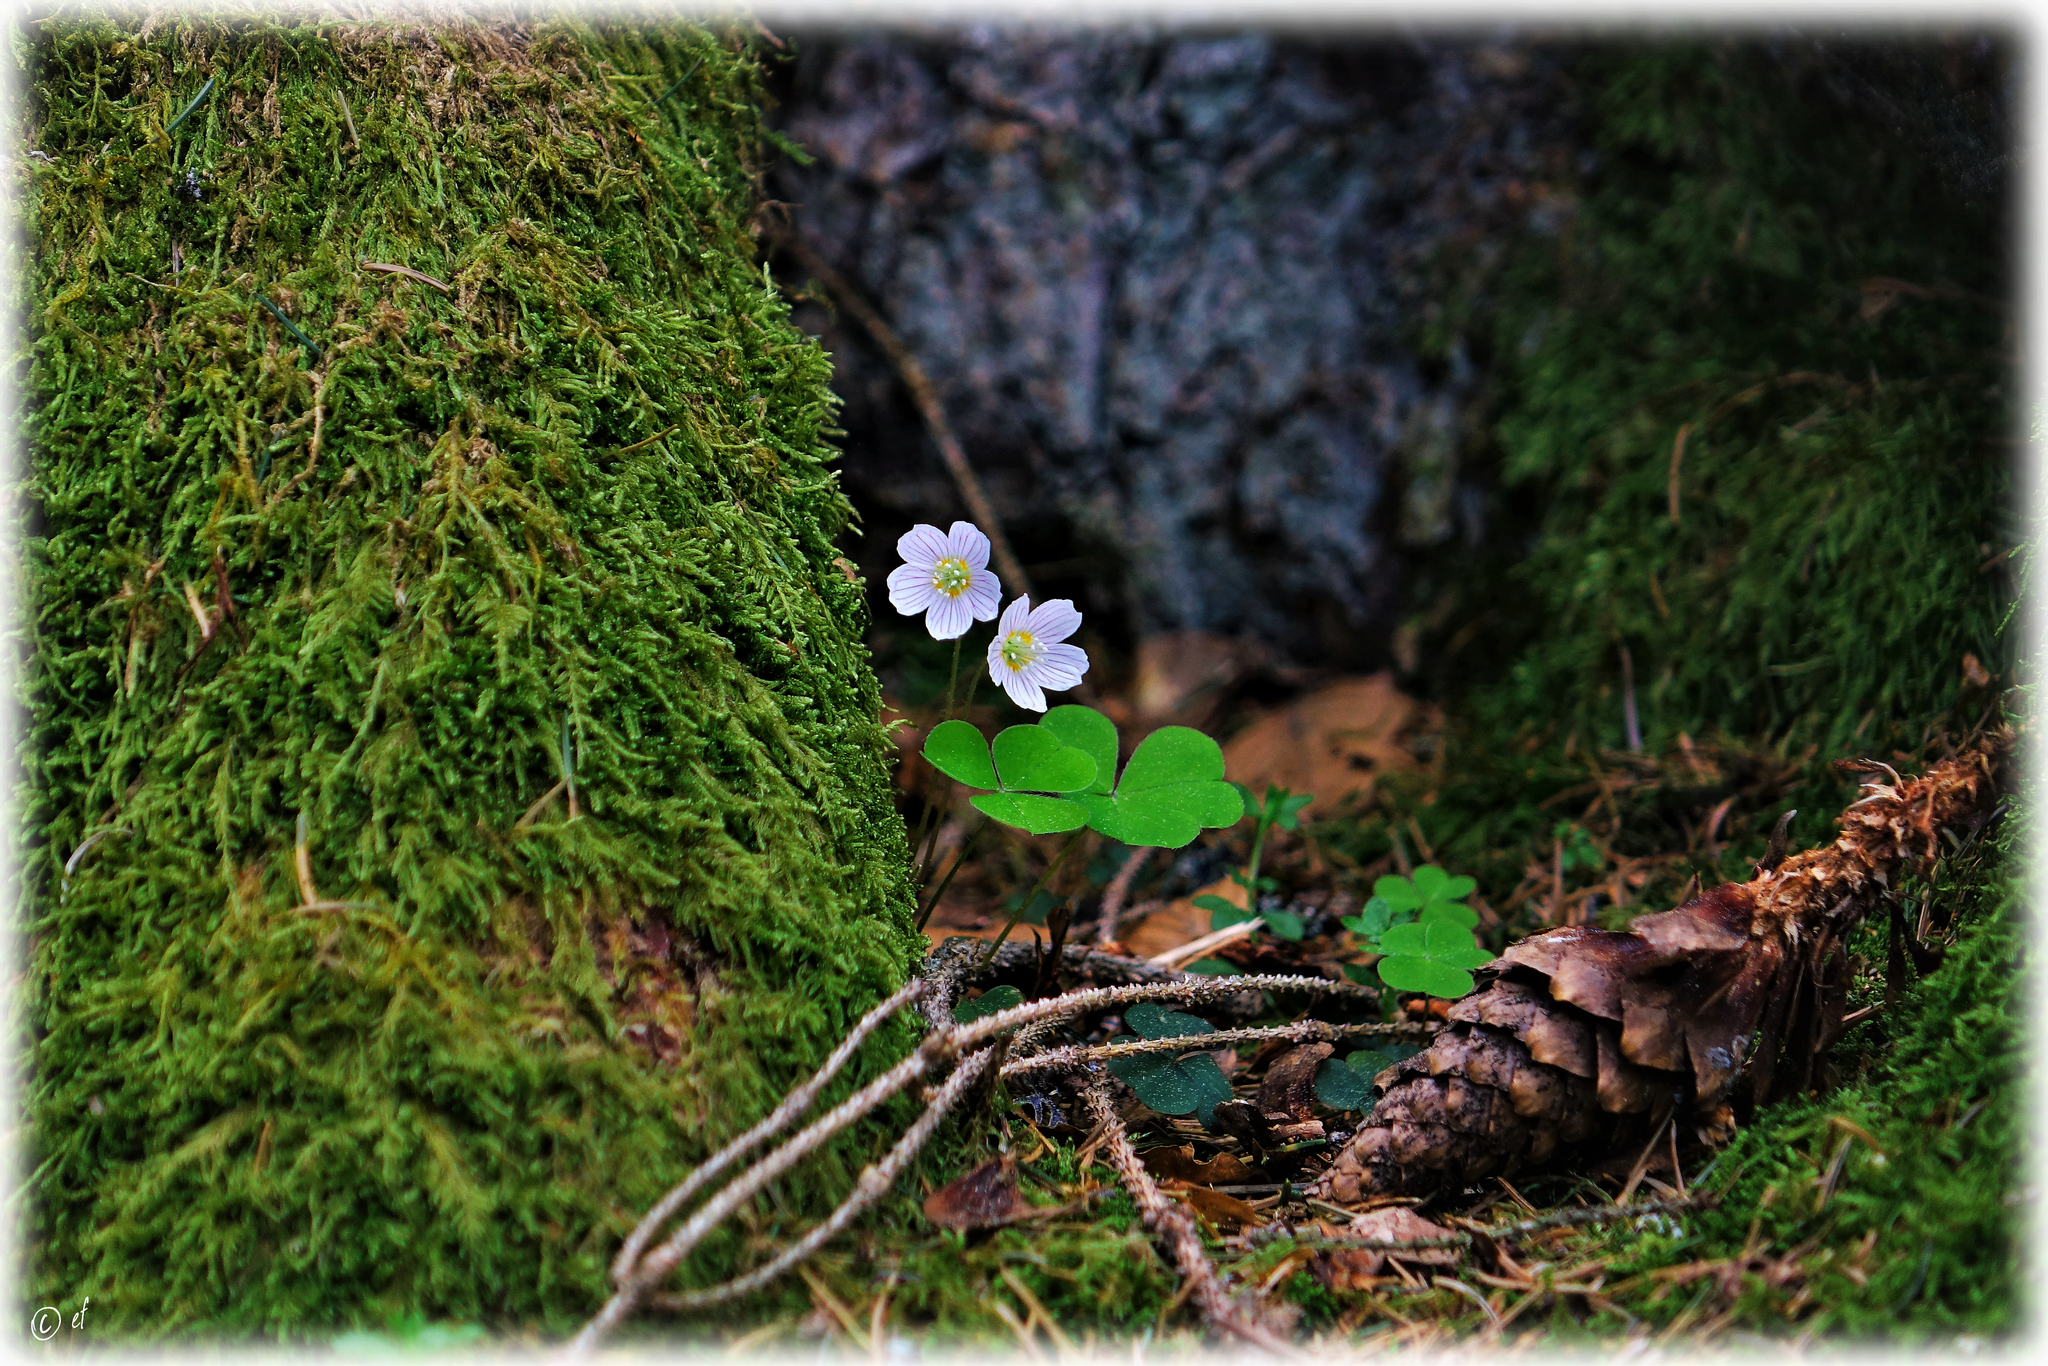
987, 596, 1090, 712
885, 521, 1002, 639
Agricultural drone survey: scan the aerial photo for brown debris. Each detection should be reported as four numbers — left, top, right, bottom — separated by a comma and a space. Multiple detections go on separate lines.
1140, 1144, 1259, 1186
922, 1155, 1029, 1231
1318, 735, 2009, 1202
1258, 1042, 1333, 1123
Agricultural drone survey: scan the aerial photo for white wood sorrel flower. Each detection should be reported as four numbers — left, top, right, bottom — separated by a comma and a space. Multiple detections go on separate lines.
886, 521, 1002, 639
987, 596, 1089, 712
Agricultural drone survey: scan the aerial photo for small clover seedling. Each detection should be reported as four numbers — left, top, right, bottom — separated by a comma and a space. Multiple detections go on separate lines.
1374, 918, 1496, 998
1105, 1002, 1233, 1127
1199, 783, 1313, 942
1555, 821, 1603, 872
1340, 864, 1492, 1000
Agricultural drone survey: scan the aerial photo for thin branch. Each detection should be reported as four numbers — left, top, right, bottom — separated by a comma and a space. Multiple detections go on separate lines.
606, 979, 928, 1289
647, 1047, 998, 1312
1095, 846, 1152, 946
360, 259, 451, 293
1003, 1017, 1429, 1079
1148, 918, 1261, 970
768, 227, 1032, 600
571, 970, 1381, 1352
1081, 1083, 1301, 1356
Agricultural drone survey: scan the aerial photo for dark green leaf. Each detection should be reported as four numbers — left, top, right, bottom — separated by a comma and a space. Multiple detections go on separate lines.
1186, 958, 1240, 976
951, 985, 1024, 1024
1262, 908, 1305, 941
1125, 1002, 1215, 1039
1314, 1057, 1372, 1111
1108, 1049, 1233, 1118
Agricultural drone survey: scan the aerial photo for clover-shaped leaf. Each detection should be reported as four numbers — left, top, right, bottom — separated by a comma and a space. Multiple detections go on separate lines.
924, 719, 1096, 834
967, 793, 1090, 835
1373, 865, 1479, 930
1375, 918, 1495, 999
1312, 1041, 1423, 1113
924, 719, 1000, 790
991, 726, 1096, 794
1124, 1003, 1213, 1040
1340, 895, 1397, 943
1312, 1057, 1371, 1111
1039, 706, 1119, 795
1075, 726, 1244, 849
1108, 1003, 1233, 1124
951, 985, 1024, 1024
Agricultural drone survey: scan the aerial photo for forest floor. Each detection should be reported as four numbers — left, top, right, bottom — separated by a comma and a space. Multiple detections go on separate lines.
550, 653, 2023, 1357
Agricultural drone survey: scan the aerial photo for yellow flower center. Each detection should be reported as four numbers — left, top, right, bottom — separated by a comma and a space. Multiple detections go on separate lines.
1000, 631, 1037, 671
930, 557, 972, 597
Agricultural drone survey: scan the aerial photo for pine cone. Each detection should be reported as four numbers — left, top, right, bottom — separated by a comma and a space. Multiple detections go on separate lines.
1318, 736, 2008, 1203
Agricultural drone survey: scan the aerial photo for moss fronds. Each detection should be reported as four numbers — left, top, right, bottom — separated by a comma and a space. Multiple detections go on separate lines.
21, 10, 920, 1336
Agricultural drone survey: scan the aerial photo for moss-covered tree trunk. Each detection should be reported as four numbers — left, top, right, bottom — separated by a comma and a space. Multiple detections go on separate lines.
19, 11, 920, 1337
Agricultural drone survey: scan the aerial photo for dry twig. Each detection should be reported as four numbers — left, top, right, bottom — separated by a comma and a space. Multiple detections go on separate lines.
1081, 1082, 1301, 1355
768, 227, 1032, 600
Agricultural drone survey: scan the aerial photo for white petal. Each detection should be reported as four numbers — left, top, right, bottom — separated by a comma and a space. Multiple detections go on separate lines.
886, 563, 936, 615
896, 523, 950, 568
1027, 598, 1082, 644
1033, 642, 1090, 690
964, 572, 1002, 620
1001, 670, 1048, 712
996, 595, 1033, 636
946, 521, 992, 571
926, 593, 973, 640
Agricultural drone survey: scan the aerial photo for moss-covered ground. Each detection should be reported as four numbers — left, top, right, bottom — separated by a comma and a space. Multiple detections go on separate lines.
17, 10, 928, 1340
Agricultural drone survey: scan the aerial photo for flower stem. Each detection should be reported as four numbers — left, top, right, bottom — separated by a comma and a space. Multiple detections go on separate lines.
975, 834, 1081, 970
914, 815, 988, 932
941, 636, 962, 720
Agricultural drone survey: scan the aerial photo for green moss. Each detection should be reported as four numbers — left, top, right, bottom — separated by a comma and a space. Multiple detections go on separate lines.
19, 11, 922, 1338
1419, 44, 2013, 755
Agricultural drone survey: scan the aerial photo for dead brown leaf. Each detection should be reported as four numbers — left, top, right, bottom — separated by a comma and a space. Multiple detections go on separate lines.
922, 1155, 1028, 1231
1167, 1181, 1266, 1232
1258, 1042, 1333, 1122
1333, 1206, 1463, 1274
1121, 886, 1226, 959
1133, 630, 1253, 728
1139, 1144, 1260, 1185
1222, 673, 1436, 812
